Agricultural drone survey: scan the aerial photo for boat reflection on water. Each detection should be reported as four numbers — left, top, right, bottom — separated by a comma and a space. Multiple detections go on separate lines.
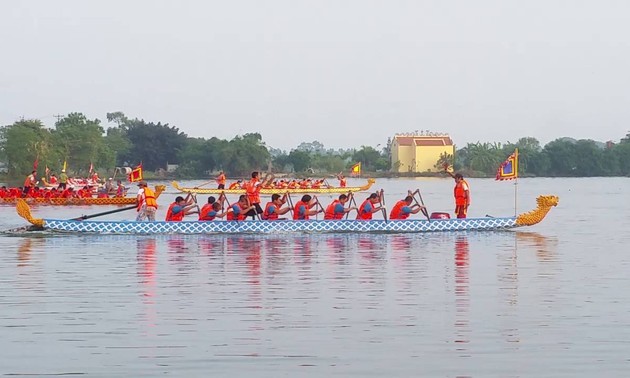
453, 235, 470, 351
136, 238, 157, 331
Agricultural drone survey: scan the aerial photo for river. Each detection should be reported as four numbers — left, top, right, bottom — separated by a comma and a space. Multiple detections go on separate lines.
0, 177, 628, 377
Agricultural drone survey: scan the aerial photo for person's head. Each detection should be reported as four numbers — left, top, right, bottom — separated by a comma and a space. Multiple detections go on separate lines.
31, 170, 37, 175
117, 180, 122, 185
368, 192, 380, 203
271, 193, 281, 203
404, 196, 413, 205
212, 202, 222, 211
251, 171, 259, 179
208, 196, 216, 204
301, 195, 312, 203
51, 173, 56, 177
137, 181, 147, 188
455, 173, 464, 181
238, 194, 248, 205
339, 194, 348, 204
175, 196, 185, 204
108, 177, 113, 181
61, 169, 66, 173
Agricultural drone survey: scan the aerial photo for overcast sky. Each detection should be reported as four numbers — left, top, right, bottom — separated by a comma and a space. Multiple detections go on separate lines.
2, 1, 629, 150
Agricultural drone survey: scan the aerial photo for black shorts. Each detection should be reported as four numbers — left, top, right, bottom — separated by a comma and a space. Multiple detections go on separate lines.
245, 203, 264, 218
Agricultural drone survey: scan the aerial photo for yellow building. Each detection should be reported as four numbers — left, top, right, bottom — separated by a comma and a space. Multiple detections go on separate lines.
390, 133, 454, 173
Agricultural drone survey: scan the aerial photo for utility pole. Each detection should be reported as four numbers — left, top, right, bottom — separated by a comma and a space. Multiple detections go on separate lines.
53, 114, 64, 124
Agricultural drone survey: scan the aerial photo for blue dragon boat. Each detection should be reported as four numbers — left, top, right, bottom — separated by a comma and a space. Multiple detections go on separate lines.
15, 195, 558, 235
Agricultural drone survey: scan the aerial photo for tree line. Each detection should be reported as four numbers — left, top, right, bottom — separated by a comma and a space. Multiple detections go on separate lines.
1, 112, 629, 182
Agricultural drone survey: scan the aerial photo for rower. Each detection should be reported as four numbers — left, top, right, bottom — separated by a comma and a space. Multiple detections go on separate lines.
357, 192, 383, 220
324, 194, 357, 220
262, 193, 291, 220
165, 194, 197, 222
390, 193, 425, 220
293, 195, 322, 220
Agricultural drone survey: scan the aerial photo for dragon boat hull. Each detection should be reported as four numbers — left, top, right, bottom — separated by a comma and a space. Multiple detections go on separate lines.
15, 195, 559, 235
1, 197, 137, 206
34, 217, 523, 234
171, 178, 376, 195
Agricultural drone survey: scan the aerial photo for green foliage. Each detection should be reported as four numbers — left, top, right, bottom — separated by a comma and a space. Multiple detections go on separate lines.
0, 119, 51, 176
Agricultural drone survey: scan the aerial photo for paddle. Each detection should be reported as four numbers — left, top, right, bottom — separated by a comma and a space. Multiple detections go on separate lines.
313, 195, 326, 220
412, 189, 430, 221
345, 192, 359, 219
286, 192, 295, 217
73, 204, 138, 221
194, 180, 215, 189
379, 188, 388, 222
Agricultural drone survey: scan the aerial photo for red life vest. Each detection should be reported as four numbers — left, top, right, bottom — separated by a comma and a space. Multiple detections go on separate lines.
293, 201, 309, 220
226, 203, 246, 221
390, 200, 410, 220
263, 202, 278, 220
165, 202, 185, 222
199, 203, 215, 221
324, 200, 343, 220
339, 178, 347, 187
245, 178, 261, 204
357, 199, 373, 220
454, 179, 470, 206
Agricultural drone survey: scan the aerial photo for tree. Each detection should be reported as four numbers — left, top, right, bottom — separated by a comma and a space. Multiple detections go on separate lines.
286, 149, 311, 173
352, 146, 382, 171
51, 113, 110, 174
119, 119, 188, 171
0, 119, 52, 177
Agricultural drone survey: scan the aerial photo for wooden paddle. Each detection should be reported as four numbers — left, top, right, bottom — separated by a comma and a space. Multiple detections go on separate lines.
412, 189, 430, 221
73, 204, 138, 221
379, 188, 388, 221
194, 180, 215, 189
313, 195, 326, 220
285, 192, 295, 217
345, 192, 359, 219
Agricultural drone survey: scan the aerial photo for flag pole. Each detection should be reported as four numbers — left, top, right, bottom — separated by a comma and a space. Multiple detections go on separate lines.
514, 148, 519, 216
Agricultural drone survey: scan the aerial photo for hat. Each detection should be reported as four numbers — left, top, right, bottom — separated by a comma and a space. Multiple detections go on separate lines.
137, 181, 147, 187
61, 170, 66, 173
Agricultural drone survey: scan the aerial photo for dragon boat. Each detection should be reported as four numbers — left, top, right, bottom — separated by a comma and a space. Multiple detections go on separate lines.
171, 178, 376, 195
1, 185, 164, 206
15, 195, 558, 235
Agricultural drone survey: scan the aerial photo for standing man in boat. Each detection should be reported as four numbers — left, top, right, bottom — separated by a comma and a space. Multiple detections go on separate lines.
336, 172, 347, 188
23, 170, 38, 196
59, 169, 68, 190
389, 194, 424, 220
357, 192, 383, 220
262, 193, 291, 220
444, 167, 470, 219
293, 195, 322, 220
324, 194, 357, 219
216, 171, 226, 190
243, 171, 269, 219
136, 181, 158, 221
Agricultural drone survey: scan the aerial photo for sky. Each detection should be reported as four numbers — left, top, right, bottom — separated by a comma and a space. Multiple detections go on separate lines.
2, 0, 630, 151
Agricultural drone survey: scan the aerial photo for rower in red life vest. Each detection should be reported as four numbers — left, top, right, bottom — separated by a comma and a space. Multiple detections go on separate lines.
262, 193, 291, 220
226, 195, 255, 221
228, 180, 243, 190
48, 173, 58, 185
324, 194, 357, 220
199, 196, 227, 221
293, 195, 322, 220
389, 194, 425, 220
165, 194, 196, 222
357, 192, 382, 220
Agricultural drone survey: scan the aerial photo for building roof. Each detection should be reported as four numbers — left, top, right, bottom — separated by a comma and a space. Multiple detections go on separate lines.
394, 135, 453, 146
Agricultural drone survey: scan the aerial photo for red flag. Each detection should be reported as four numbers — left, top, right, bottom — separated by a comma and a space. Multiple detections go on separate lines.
33, 158, 39, 170
128, 163, 143, 182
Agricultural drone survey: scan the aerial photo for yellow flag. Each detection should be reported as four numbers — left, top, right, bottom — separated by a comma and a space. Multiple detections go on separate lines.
63, 160, 67, 172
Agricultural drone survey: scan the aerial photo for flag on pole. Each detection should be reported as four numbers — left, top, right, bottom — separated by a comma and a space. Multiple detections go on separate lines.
33, 158, 39, 170
89, 162, 94, 174
128, 163, 143, 182
496, 149, 518, 181
62, 160, 67, 172
350, 162, 361, 176
45, 165, 50, 177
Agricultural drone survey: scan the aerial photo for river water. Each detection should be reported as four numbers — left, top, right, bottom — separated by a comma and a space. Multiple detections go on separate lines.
0, 177, 629, 377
